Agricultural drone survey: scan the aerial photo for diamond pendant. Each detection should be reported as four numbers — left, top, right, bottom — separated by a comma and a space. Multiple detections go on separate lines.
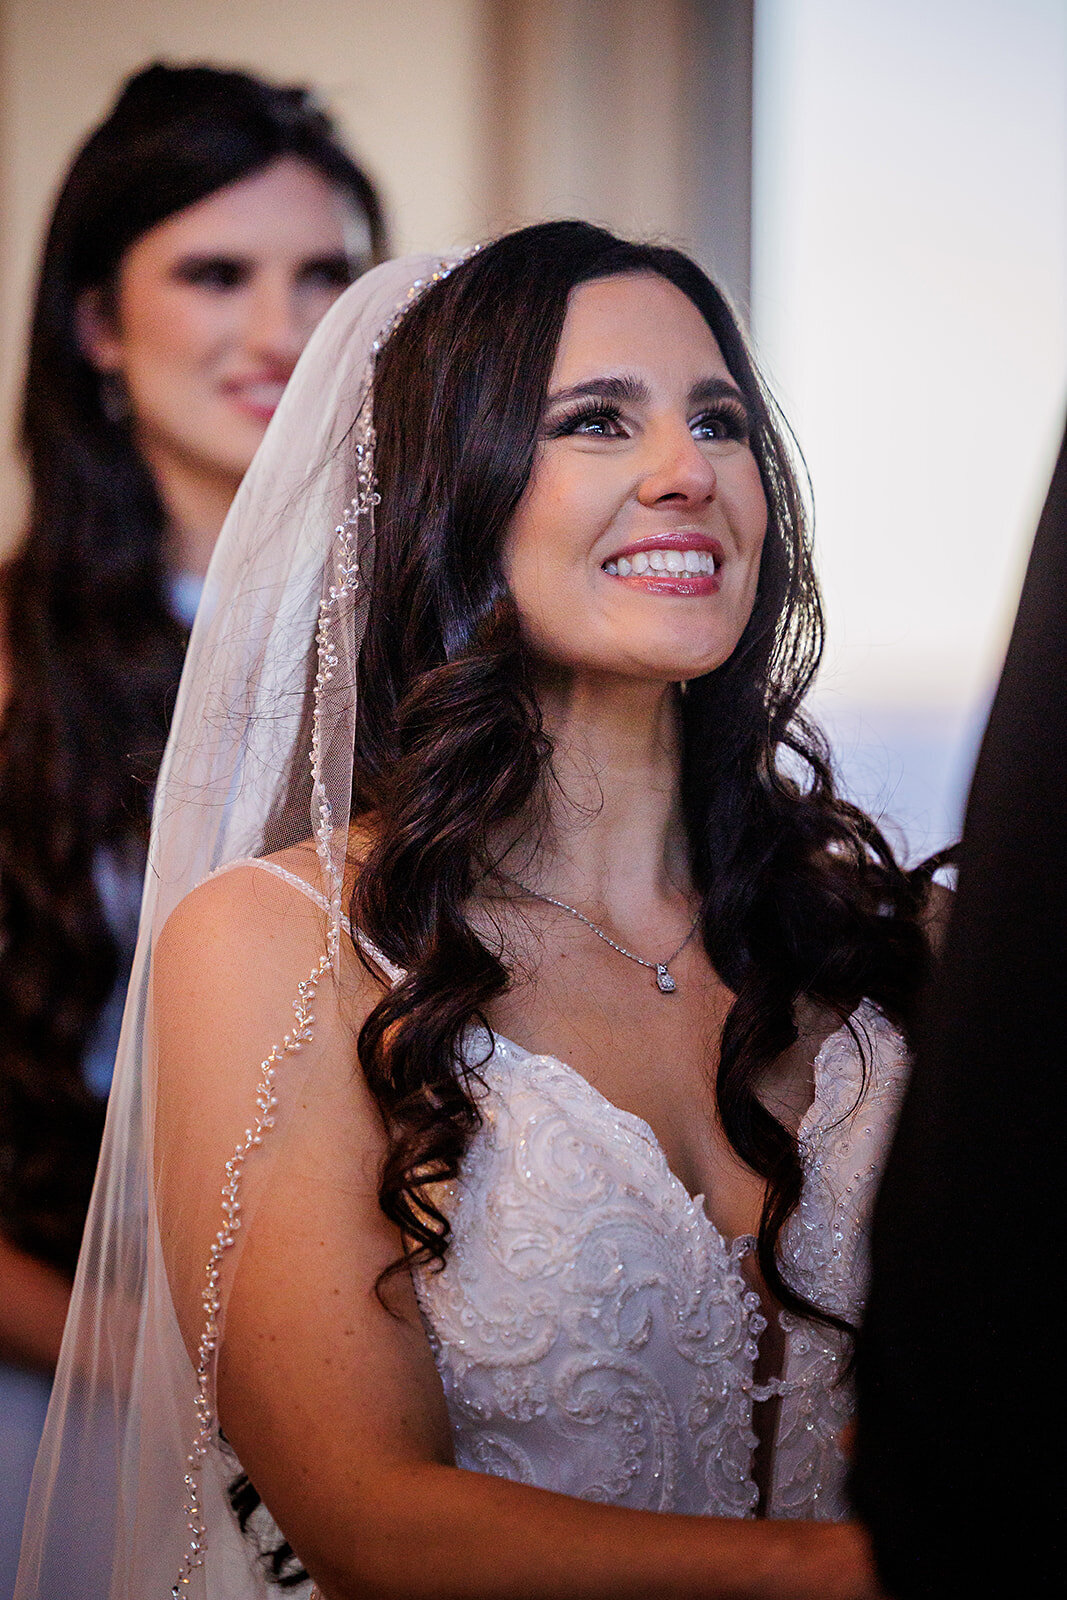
655, 963, 676, 994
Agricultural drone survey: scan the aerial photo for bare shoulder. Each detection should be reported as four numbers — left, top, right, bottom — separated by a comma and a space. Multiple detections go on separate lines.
152, 846, 400, 1369
156, 850, 323, 971
154, 843, 385, 1032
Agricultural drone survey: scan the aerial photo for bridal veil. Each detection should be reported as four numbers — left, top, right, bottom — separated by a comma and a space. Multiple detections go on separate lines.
16, 254, 454, 1599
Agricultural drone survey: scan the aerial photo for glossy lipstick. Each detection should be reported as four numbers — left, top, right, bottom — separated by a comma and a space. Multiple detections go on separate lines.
601, 530, 724, 596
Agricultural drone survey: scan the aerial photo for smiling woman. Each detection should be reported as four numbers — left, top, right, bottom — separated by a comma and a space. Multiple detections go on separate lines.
20, 222, 944, 1600
504, 275, 767, 680
76, 153, 372, 571
0, 62, 386, 1597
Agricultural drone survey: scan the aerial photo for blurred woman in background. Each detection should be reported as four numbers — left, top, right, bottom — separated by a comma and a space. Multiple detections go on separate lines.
0, 61, 385, 1589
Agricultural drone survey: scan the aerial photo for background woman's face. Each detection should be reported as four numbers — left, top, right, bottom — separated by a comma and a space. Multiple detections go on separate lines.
80, 155, 368, 502
502, 272, 768, 687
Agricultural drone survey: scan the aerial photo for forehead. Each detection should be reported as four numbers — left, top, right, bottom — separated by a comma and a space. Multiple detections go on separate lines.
549, 272, 730, 389
128, 156, 355, 263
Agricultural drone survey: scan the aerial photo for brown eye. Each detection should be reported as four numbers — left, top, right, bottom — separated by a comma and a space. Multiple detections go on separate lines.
172, 257, 248, 291
300, 255, 355, 292
548, 403, 627, 440
691, 403, 749, 443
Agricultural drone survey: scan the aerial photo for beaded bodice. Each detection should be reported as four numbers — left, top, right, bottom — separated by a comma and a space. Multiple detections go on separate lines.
410, 1007, 909, 1521
230, 862, 909, 1525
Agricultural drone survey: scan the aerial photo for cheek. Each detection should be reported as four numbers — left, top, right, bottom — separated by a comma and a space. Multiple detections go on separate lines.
116, 283, 232, 385
502, 513, 566, 624
740, 509, 769, 614
505, 459, 613, 577
725, 466, 770, 600
503, 498, 595, 663
734, 458, 770, 547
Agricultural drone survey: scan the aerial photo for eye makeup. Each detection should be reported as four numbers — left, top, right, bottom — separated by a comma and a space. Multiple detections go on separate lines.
545, 394, 751, 443
169, 253, 355, 292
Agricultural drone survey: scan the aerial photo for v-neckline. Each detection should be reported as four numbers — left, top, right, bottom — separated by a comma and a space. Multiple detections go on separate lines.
478, 1024, 801, 1519
351, 914, 854, 1248
486, 1022, 844, 1198
480, 1023, 822, 1258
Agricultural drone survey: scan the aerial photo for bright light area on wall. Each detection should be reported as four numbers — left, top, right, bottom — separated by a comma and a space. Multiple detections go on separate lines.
751, 0, 1067, 861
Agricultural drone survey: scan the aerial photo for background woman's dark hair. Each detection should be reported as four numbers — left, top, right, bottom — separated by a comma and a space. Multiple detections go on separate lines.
235, 218, 944, 1582
0, 60, 387, 1276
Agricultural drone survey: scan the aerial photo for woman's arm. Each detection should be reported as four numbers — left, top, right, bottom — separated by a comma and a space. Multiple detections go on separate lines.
154, 863, 882, 1600
0, 1234, 70, 1369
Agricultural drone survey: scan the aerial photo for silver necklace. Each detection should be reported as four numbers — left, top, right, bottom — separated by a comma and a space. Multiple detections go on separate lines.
516, 884, 701, 994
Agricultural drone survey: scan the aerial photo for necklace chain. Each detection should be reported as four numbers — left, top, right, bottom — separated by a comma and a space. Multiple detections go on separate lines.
515, 884, 701, 994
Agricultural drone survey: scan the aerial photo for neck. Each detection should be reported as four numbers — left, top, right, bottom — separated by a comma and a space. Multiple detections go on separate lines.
136, 430, 240, 577
510, 669, 691, 925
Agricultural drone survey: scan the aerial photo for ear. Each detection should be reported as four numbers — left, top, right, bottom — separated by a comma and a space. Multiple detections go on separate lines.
76, 287, 123, 373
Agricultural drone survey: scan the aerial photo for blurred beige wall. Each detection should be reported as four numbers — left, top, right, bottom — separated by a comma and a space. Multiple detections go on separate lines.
0, 0, 750, 552
487, 1, 752, 302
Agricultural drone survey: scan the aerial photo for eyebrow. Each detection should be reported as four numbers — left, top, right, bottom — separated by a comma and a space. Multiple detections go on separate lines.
302, 250, 357, 270
546, 373, 750, 411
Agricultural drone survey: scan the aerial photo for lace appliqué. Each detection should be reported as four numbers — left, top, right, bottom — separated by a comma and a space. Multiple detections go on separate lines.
414, 1039, 765, 1517
772, 1007, 910, 1519
171, 955, 328, 1596
413, 1006, 909, 1521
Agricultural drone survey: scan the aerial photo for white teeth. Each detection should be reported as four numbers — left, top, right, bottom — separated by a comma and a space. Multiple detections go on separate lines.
603, 548, 718, 578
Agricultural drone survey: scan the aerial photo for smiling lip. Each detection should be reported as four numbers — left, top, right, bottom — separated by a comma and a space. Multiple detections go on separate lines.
606, 530, 724, 564
222, 376, 290, 422
601, 529, 724, 596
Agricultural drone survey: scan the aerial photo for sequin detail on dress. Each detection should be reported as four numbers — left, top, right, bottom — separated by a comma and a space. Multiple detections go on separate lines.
411, 1006, 909, 1520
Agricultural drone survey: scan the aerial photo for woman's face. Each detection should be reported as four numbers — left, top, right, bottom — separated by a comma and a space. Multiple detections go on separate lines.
80, 155, 368, 505
503, 272, 768, 686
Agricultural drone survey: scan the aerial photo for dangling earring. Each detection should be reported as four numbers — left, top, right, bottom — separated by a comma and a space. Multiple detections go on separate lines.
99, 372, 130, 426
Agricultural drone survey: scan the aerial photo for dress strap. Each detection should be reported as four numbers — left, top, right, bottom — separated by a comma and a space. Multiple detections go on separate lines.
208, 856, 406, 986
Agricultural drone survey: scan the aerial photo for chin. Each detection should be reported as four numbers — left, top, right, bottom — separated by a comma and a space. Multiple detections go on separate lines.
619, 636, 740, 684
197, 429, 266, 483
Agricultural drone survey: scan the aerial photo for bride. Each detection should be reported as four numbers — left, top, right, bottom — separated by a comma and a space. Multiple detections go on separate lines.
18, 223, 940, 1599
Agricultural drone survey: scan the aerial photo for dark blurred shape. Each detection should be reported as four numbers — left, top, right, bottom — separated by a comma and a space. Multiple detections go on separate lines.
852, 420, 1067, 1595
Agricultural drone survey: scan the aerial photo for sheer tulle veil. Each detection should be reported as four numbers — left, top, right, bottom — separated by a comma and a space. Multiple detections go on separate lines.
16, 255, 456, 1599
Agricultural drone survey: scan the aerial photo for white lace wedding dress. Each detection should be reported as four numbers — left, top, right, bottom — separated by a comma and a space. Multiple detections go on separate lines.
252, 859, 909, 1525
412, 1016, 906, 1522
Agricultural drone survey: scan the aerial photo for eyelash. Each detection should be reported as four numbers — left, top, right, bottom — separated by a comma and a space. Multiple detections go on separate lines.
172, 259, 354, 291
303, 259, 356, 290
175, 259, 246, 290
547, 399, 750, 442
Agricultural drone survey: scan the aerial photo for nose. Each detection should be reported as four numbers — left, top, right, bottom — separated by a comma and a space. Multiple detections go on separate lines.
636, 424, 717, 509
240, 271, 305, 373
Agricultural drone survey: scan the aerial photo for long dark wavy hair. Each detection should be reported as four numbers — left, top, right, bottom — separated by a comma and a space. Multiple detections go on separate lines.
234, 221, 944, 1580
0, 62, 386, 1277
347, 221, 937, 1327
